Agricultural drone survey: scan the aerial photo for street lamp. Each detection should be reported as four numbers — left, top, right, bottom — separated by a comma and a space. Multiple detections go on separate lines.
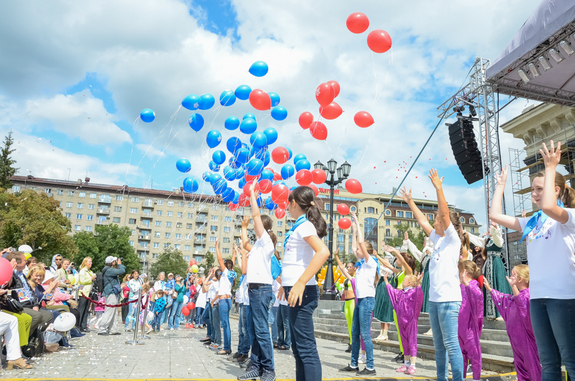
315, 158, 352, 300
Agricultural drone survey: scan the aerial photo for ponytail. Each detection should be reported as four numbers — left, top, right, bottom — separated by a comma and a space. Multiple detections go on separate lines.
260, 215, 278, 247
288, 186, 327, 238
535, 171, 575, 208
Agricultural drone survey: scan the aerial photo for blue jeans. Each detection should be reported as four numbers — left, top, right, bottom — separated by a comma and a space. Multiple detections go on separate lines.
278, 304, 291, 348
219, 299, 232, 351
162, 296, 172, 324
531, 298, 575, 380
429, 301, 464, 381
203, 304, 212, 339
195, 307, 204, 325
152, 311, 163, 331
238, 304, 251, 355
124, 301, 137, 330
212, 302, 221, 345
169, 300, 183, 329
351, 297, 375, 370
248, 284, 274, 372
269, 305, 279, 344
285, 285, 321, 381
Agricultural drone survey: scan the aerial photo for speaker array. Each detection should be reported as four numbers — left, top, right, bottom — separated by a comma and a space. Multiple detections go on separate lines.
448, 118, 485, 185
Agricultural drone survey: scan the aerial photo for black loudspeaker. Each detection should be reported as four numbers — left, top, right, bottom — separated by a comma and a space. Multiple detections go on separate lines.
449, 118, 484, 185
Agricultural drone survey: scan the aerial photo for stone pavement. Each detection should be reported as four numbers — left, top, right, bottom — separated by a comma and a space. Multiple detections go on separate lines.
7, 319, 516, 381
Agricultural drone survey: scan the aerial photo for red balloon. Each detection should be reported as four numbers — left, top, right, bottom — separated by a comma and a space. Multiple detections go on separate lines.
245, 172, 259, 182
277, 200, 289, 209
271, 147, 289, 164
0, 257, 12, 287
296, 169, 313, 186
275, 208, 286, 219
312, 169, 327, 184
189, 259, 197, 266
310, 121, 328, 141
354, 111, 374, 128
338, 217, 352, 230
259, 179, 273, 193
187, 302, 195, 310
308, 184, 319, 197
315, 83, 334, 107
346, 12, 369, 34
271, 184, 289, 203
249, 89, 272, 111
238, 193, 250, 207
319, 102, 342, 120
181, 306, 190, 316
299, 112, 313, 130
337, 204, 350, 215
243, 181, 260, 197
345, 178, 363, 194
327, 80, 340, 98
228, 202, 239, 211
273, 172, 282, 182
367, 29, 392, 53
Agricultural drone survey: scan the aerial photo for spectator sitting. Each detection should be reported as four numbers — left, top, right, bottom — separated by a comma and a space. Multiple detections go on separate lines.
0, 304, 32, 370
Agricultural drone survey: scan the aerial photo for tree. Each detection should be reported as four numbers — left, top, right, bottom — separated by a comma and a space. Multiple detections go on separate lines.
149, 247, 189, 279
385, 222, 429, 272
202, 251, 215, 271
0, 131, 17, 190
73, 224, 140, 273
0, 189, 77, 263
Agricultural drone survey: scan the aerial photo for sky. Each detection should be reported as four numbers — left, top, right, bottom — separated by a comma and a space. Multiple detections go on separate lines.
0, 0, 544, 230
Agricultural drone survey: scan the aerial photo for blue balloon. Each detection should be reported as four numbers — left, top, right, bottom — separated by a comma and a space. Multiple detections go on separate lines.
219, 90, 236, 107
295, 159, 311, 172
265, 197, 277, 210
249, 61, 269, 77
260, 169, 274, 181
269, 92, 280, 107
224, 116, 240, 131
287, 147, 293, 160
183, 177, 199, 193
229, 159, 240, 170
222, 187, 235, 202
256, 195, 263, 207
233, 191, 240, 204
209, 161, 220, 172
271, 106, 287, 121
293, 154, 307, 164
211, 173, 222, 184
223, 166, 236, 181
235, 167, 245, 180
140, 109, 155, 123
263, 128, 278, 145
281, 164, 295, 179
250, 132, 267, 148
240, 118, 257, 134
226, 137, 242, 154
176, 159, 191, 173
206, 130, 222, 148
212, 150, 226, 165
188, 113, 204, 131
254, 147, 268, 160
263, 150, 271, 166
246, 159, 264, 176
238, 177, 247, 189
235, 85, 252, 101
213, 178, 227, 195
199, 94, 215, 110
182, 94, 201, 110
243, 113, 256, 120
235, 147, 250, 164
202, 171, 212, 182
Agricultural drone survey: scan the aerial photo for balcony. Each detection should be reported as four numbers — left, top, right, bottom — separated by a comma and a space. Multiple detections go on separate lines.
97, 208, 110, 215
98, 196, 111, 204
196, 218, 207, 224
142, 200, 154, 208
140, 214, 153, 220
139, 235, 150, 241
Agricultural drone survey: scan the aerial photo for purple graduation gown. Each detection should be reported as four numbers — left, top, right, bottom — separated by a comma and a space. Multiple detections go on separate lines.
386, 284, 423, 357
491, 288, 541, 381
458, 280, 484, 380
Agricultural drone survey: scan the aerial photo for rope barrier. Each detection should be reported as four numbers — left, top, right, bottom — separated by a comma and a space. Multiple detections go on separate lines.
81, 295, 138, 308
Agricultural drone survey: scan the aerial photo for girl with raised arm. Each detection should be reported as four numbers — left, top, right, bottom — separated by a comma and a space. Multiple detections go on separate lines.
238, 182, 278, 381
400, 169, 464, 381
280, 186, 329, 381
490, 141, 575, 380
215, 239, 237, 355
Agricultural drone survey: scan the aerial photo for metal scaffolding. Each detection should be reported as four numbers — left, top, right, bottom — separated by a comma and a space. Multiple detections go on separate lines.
508, 147, 532, 217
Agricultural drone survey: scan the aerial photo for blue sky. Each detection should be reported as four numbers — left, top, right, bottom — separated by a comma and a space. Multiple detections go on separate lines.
0, 0, 540, 228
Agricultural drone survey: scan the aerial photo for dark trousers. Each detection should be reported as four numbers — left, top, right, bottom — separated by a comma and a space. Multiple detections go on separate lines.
248, 284, 274, 372
284, 285, 321, 381
194, 307, 204, 325
203, 304, 213, 339
277, 304, 291, 348
121, 303, 129, 323
77, 297, 91, 330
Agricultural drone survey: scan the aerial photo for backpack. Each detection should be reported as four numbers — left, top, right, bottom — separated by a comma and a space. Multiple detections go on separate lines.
92, 267, 109, 295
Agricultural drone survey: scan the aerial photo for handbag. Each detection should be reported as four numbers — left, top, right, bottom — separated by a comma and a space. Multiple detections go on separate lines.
171, 289, 178, 299
0, 290, 24, 313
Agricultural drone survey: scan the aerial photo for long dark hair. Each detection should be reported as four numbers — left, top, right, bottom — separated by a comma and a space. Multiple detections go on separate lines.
288, 186, 327, 238
261, 214, 278, 247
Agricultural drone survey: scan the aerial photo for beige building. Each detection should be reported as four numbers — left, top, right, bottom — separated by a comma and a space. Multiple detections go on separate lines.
10, 175, 480, 272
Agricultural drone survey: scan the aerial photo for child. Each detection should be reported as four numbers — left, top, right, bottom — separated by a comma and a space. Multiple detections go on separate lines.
384, 273, 424, 375
485, 265, 541, 381
152, 290, 166, 332
89, 293, 105, 329
140, 283, 153, 334
458, 260, 484, 381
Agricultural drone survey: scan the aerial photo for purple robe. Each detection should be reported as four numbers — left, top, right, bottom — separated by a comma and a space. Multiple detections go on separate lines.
491, 288, 541, 381
458, 280, 484, 380
386, 284, 423, 357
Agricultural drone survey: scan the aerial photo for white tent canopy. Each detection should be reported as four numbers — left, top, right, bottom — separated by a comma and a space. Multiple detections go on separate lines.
486, 0, 575, 106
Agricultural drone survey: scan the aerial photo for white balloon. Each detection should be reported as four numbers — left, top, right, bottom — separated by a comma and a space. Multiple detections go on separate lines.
53, 312, 76, 332
183, 295, 189, 304
146, 311, 154, 323
18, 245, 33, 253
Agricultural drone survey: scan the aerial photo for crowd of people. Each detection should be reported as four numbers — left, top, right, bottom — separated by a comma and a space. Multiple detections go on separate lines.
0, 142, 573, 381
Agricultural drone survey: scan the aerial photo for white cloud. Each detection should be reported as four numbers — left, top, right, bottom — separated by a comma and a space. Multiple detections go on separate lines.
136, 143, 166, 158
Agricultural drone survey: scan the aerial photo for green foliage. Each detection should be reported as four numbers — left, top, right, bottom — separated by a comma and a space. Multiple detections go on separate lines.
385, 222, 429, 272
72, 224, 139, 273
202, 251, 215, 270
0, 131, 18, 190
149, 247, 188, 279
0, 189, 77, 263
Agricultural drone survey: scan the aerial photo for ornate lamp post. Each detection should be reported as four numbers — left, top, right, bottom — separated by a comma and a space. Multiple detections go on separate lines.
314, 159, 351, 300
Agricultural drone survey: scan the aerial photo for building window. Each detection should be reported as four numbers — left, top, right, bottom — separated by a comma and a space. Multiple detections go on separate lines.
406, 212, 412, 218
396, 211, 403, 217
277, 231, 283, 237
129, 218, 136, 224
166, 222, 172, 227
11, 185, 21, 193
112, 217, 121, 223
386, 219, 390, 226
90, 193, 97, 198
130, 208, 137, 214
471, 227, 475, 233
166, 211, 172, 217
177, 212, 183, 218
87, 215, 93, 221
88, 204, 95, 210
427, 214, 434, 220
176, 222, 182, 228
186, 234, 191, 239
79, 192, 86, 198
131, 197, 139, 202
128, 240, 134, 246
460, 217, 466, 223
68, 191, 74, 196
277, 221, 283, 226
325, 203, 330, 211
153, 243, 160, 248
186, 223, 192, 229
155, 221, 161, 226
164, 243, 171, 248
113, 206, 121, 212
223, 226, 231, 233
185, 245, 191, 251
85, 226, 92, 232
210, 225, 218, 232
367, 207, 375, 214
184, 255, 190, 260
386, 229, 390, 237
77, 203, 84, 209
66, 202, 73, 208
188, 213, 193, 218
165, 233, 171, 238
179, 201, 185, 207
470, 218, 475, 224
337, 234, 345, 243
223, 237, 230, 243
224, 216, 231, 222
157, 200, 164, 205
56, 189, 63, 195
212, 205, 219, 210
385, 210, 391, 216
65, 213, 71, 218
364, 217, 378, 251
154, 232, 160, 238
350, 206, 356, 212
168, 201, 174, 206
223, 248, 230, 254
76, 214, 83, 219
157, 210, 163, 216
211, 215, 219, 221
174, 244, 181, 250
140, 242, 148, 248
175, 233, 181, 239
209, 247, 216, 253
75, 225, 81, 231
116, 195, 123, 201
209, 236, 217, 242
188, 202, 194, 208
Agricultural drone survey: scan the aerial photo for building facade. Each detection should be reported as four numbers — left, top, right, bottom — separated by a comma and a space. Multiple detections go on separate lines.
10, 176, 480, 273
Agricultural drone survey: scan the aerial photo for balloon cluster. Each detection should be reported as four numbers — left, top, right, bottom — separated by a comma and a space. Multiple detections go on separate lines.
346, 12, 393, 54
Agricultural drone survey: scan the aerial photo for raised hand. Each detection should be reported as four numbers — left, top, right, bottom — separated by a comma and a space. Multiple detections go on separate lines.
496, 165, 509, 186
399, 186, 412, 204
506, 275, 516, 288
416, 271, 424, 284
428, 168, 443, 189
241, 215, 250, 228
249, 180, 258, 196
540, 140, 562, 169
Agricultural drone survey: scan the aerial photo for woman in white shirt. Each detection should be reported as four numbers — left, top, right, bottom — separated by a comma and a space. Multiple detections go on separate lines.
490, 141, 575, 380
400, 169, 464, 381
214, 240, 237, 355
280, 186, 329, 381
124, 270, 141, 332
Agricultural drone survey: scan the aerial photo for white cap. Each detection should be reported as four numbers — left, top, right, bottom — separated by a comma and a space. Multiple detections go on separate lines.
105, 256, 117, 264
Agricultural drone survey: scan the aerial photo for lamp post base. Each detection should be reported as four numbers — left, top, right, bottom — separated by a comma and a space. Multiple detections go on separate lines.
320, 290, 337, 300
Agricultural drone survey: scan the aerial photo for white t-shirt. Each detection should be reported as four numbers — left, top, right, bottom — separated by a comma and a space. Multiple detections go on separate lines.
246, 231, 274, 285
282, 220, 318, 287
195, 288, 207, 309
219, 269, 233, 296
273, 280, 281, 307
354, 255, 377, 298
518, 209, 575, 299
207, 280, 218, 301
429, 223, 462, 303
153, 280, 166, 292
239, 276, 249, 306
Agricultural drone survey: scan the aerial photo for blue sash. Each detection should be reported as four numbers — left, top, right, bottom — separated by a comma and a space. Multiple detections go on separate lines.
520, 199, 564, 243
283, 215, 308, 249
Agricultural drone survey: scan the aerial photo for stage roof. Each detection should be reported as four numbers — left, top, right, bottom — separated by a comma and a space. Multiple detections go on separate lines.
486, 0, 575, 106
